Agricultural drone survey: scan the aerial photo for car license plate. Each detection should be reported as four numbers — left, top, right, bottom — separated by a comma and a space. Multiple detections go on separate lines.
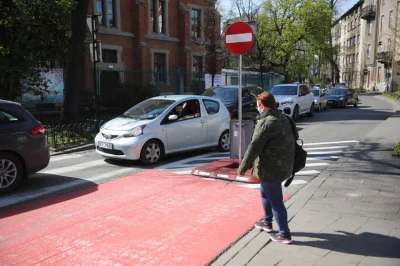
98, 141, 113, 149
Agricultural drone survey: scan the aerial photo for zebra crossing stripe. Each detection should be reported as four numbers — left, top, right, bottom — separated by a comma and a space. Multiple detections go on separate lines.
40, 159, 105, 175
303, 140, 358, 146
50, 154, 84, 162
304, 146, 350, 151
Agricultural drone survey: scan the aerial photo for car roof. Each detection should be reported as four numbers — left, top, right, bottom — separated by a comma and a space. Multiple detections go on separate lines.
0, 99, 21, 106
151, 95, 221, 101
206, 85, 261, 90
272, 83, 300, 87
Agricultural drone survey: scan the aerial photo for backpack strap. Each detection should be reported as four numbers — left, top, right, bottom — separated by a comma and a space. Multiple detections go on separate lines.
284, 115, 298, 188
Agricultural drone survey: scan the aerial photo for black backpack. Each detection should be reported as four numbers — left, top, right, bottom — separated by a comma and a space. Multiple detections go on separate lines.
284, 116, 307, 187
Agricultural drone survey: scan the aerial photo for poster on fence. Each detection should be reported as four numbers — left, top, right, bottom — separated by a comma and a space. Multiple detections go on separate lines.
205, 74, 222, 89
21, 69, 64, 105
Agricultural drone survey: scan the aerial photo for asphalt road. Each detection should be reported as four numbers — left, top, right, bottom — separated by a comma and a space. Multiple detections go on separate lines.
0, 94, 395, 210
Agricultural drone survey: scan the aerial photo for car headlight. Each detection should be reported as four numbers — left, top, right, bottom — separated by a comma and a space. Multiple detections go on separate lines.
123, 125, 146, 138
314, 100, 317, 103
281, 101, 294, 106
339, 97, 344, 101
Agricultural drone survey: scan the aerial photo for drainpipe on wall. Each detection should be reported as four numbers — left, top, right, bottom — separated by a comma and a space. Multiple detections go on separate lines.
390, 0, 400, 92
374, 0, 381, 91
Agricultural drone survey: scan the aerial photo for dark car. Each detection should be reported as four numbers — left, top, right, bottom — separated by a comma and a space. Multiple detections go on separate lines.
326, 88, 358, 108
202, 85, 265, 121
0, 100, 50, 193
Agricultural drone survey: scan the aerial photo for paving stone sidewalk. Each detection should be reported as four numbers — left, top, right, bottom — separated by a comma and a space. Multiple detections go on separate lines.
209, 103, 400, 266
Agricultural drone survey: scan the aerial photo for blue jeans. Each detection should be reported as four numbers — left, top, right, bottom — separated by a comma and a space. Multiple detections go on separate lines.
260, 181, 291, 237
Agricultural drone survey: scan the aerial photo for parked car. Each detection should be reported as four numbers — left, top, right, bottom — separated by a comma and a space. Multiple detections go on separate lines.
268, 83, 315, 121
202, 85, 264, 121
326, 88, 358, 108
95, 95, 230, 165
311, 88, 328, 112
0, 100, 50, 194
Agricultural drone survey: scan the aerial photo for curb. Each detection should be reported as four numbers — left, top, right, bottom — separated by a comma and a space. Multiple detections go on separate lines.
375, 95, 400, 112
50, 143, 95, 156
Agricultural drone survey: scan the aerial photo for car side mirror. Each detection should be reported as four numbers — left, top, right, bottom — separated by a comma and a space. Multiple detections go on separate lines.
168, 114, 178, 121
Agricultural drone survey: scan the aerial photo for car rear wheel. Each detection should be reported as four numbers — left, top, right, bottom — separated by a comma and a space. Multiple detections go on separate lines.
316, 103, 321, 112
0, 152, 23, 194
354, 99, 358, 107
218, 130, 230, 152
293, 105, 300, 121
307, 103, 315, 117
140, 140, 163, 165
343, 100, 347, 108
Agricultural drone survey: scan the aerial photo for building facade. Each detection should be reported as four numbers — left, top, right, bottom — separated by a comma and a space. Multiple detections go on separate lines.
332, 0, 400, 91
85, 0, 221, 101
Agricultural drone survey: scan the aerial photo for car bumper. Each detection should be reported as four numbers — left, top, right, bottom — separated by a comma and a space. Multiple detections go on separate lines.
277, 105, 294, 116
94, 133, 148, 160
327, 99, 344, 107
26, 144, 50, 175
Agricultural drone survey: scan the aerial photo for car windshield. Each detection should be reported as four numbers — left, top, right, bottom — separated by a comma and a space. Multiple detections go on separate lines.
121, 99, 175, 120
327, 89, 347, 96
311, 90, 320, 96
269, 86, 298, 95
202, 87, 238, 104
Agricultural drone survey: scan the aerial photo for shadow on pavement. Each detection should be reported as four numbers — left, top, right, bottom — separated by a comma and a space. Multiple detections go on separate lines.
292, 231, 400, 258
0, 174, 98, 216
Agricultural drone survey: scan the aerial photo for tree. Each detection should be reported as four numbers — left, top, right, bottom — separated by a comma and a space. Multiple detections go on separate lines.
61, 0, 89, 123
0, 0, 71, 101
203, 0, 224, 87
257, 0, 333, 81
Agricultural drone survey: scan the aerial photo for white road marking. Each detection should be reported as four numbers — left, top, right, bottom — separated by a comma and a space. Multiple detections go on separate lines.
304, 146, 350, 151
39, 159, 105, 175
295, 170, 320, 176
307, 151, 344, 155
156, 152, 228, 170
307, 156, 339, 160
50, 154, 84, 162
171, 170, 193, 175
0, 168, 136, 209
288, 180, 308, 185
303, 140, 358, 146
305, 162, 330, 167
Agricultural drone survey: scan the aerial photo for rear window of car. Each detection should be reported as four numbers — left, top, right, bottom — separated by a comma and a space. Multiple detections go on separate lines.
269, 85, 298, 95
311, 90, 320, 96
203, 100, 220, 115
0, 109, 23, 125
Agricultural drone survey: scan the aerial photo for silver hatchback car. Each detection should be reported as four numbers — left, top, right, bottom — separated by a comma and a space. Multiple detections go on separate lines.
95, 95, 231, 165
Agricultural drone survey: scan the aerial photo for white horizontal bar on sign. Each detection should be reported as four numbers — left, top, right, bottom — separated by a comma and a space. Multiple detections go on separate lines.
226, 33, 253, 43
304, 146, 350, 151
303, 140, 358, 146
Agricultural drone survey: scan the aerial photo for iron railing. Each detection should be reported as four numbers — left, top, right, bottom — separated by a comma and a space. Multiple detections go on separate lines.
45, 119, 107, 149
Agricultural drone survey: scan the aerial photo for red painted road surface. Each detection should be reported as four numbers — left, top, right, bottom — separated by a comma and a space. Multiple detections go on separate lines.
0, 170, 270, 265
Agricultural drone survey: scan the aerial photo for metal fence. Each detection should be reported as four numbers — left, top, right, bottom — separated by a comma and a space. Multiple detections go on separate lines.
220, 71, 285, 91
44, 119, 107, 149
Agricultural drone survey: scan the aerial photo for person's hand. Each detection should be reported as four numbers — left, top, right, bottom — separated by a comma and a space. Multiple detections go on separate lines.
237, 171, 245, 176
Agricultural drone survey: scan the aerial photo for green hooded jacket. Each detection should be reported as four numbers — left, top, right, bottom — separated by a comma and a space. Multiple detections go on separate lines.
237, 109, 298, 182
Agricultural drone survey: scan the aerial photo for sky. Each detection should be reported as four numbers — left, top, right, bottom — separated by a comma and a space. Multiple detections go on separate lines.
220, 0, 360, 19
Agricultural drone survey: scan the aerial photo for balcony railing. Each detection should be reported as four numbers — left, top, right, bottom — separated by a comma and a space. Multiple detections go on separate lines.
376, 51, 392, 64
360, 5, 376, 20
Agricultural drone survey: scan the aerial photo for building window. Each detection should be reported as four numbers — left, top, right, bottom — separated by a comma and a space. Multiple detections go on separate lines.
356, 53, 359, 62
389, 10, 393, 28
381, 15, 384, 31
357, 35, 360, 44
193, 56, 203, 73
153, 53, 167, 82
149, 0, 167, 34
369, 21, 373, 35
96, 0, 118, 28
367, 44, 371, 58
191, 9, 201, 39
102, 49, 118, 63
388, 38, 391, 51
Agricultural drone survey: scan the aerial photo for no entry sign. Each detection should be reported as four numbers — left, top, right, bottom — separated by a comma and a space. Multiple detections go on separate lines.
224, 22, 254, 55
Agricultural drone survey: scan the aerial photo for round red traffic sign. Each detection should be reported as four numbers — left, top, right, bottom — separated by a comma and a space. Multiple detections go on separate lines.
224, 22, 254, 55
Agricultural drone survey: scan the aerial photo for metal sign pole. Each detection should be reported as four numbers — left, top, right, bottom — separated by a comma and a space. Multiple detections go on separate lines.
238, 54, 243, 164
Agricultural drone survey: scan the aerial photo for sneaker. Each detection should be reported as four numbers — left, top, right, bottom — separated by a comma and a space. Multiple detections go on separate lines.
254, 221, 273, 232
270, 232, 293, 244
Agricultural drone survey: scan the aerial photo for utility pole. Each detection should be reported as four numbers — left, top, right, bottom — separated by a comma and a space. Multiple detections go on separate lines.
87, 12, 102, 119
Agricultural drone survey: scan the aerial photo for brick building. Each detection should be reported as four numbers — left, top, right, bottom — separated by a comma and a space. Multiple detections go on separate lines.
85, 0, 221, 101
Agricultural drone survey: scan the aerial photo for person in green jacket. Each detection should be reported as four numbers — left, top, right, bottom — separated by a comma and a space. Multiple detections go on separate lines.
237, 92, 297, 244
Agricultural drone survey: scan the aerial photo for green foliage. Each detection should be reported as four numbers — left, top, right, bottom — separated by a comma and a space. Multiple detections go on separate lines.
256, 0, 333, 81
0, 0, 72, 100
392, 142, 400, 157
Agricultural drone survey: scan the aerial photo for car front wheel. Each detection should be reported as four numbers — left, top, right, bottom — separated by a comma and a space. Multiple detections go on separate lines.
293, 105, 300, 121
218, 130, 230, 152
140, 140, 163, 165
0, 152, 23, 194
307, 103, 315, 117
